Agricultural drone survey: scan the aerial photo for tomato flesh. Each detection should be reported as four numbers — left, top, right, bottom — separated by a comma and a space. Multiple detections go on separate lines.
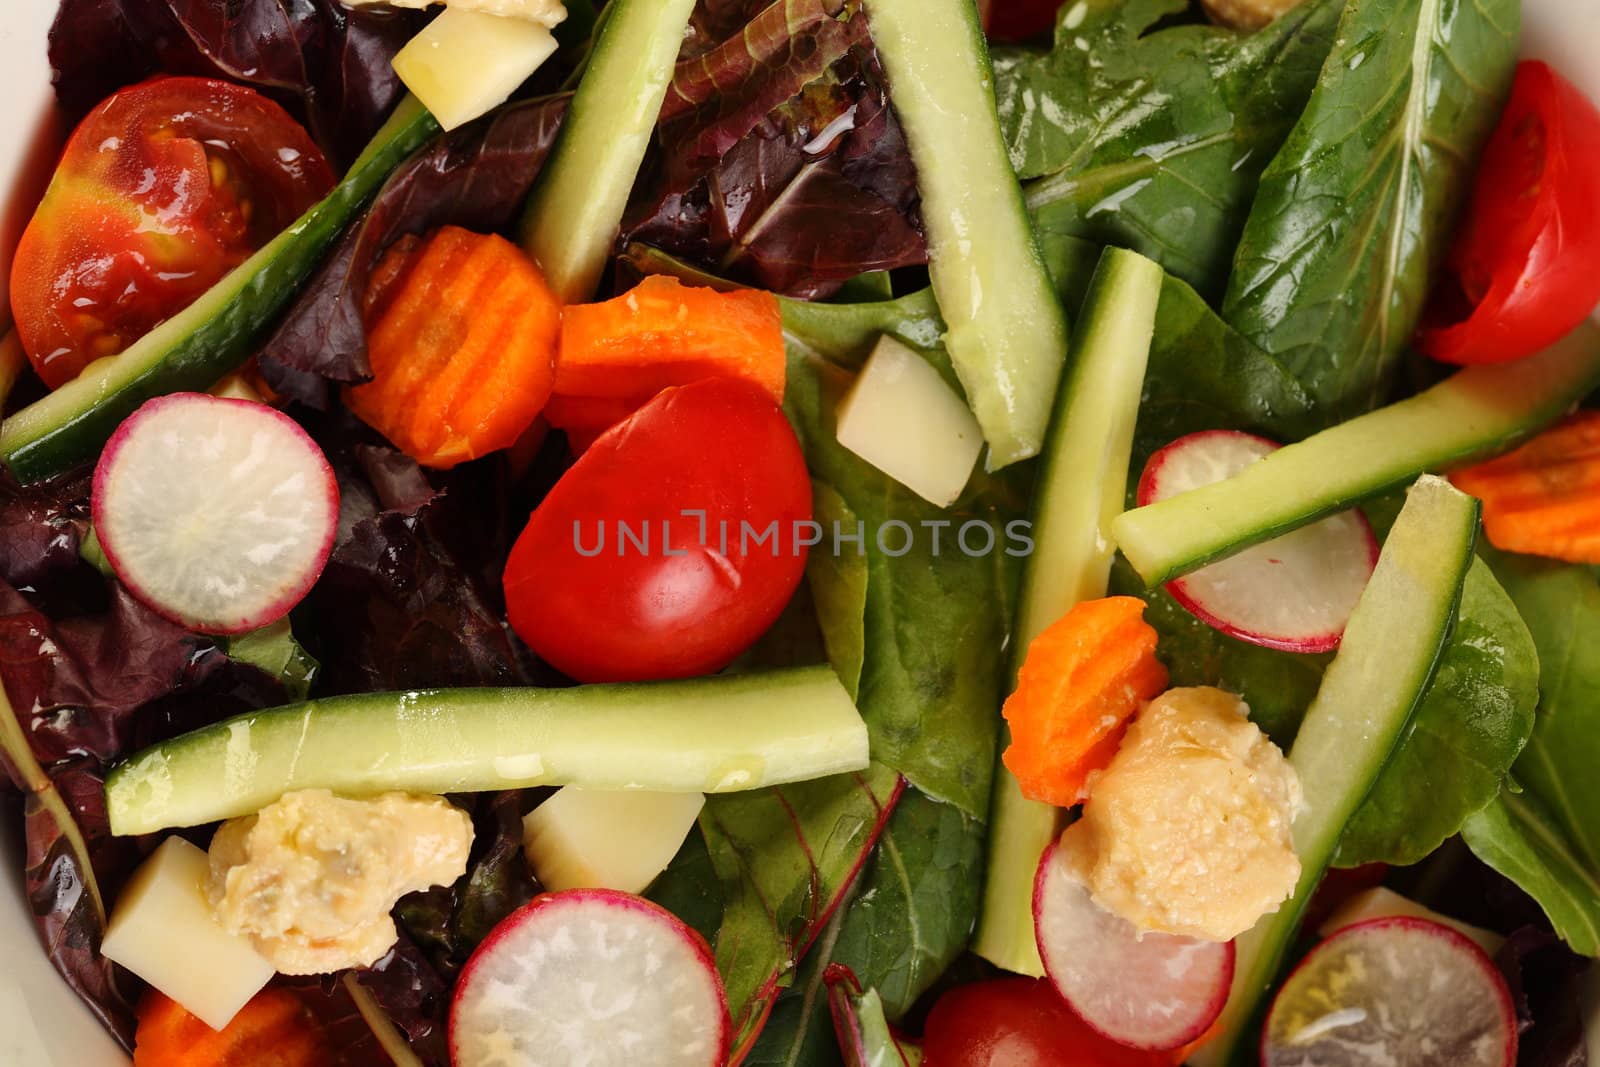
921, 979, 1185, 1067
10, 76, 334, 388
502, 377, 813, 684
1418, 61, 1600, 365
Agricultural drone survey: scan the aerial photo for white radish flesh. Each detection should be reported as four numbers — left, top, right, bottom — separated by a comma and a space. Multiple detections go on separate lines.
92, 393, 338, 635
450, 889, 728, 1067
1136, 431, 1378, 653
1032, 841, 1233, 1051
1263, 916, 1517, 1067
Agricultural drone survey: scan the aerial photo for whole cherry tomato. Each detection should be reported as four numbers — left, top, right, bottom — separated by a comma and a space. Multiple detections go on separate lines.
502, 377, 813, 684
10, 77, 334, 387
922, 979, 1185, 1067
1418, 61, 1600, 366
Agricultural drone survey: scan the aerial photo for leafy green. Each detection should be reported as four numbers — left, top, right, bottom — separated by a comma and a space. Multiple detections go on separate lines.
808, 483, 869, 699
1222, 0, 1519, 418
781, 344, 1024, 818
742, 788, 979, 1065
219, 618, 320, 702
828, 977, 922, 1067
698, 766, 904, 1056
1462, 555, 1600, 955
994, 0, 1340, 298
1337, 558, 1539, 865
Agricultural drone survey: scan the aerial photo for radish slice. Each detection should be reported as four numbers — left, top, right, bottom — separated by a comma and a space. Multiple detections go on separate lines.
1262, 916, 1517, 1067
1032, 840, 1233, 1051
1136, 431, 1378, 653
450, 889, 729, 1067
92, 393, 337, 635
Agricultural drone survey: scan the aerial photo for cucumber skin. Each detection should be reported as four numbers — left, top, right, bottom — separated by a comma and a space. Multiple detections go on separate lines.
1191, 476, 1480, 1067
864, 0, 1071, 471
973, 248, 1163, 976
1113, 321, 1600, 586
105, 666, 870, 836
519, 0, 697, 302
0, 97, 442, 485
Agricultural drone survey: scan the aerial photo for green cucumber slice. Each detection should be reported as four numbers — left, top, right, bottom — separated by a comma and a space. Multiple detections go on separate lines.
863, 0, 1070, 470
0, 97, 441, 485
1112, 321, 1600, 586
972, 248, 1163, 976
1191, 475, 1480, 1066
519, 0, 697, 302
106, 665, 869, 836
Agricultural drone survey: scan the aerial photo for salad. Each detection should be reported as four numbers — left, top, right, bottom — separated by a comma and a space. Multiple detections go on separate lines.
2, 0, 1598, 1064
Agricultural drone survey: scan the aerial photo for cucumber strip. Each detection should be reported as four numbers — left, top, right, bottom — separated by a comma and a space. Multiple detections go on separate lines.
106, 665, 869, 836
1192, 475, 1480, 1067
1113, 321, 1600, 586
863, 0, 1070, 470
972, 248, 1163, 975
518, 0, 697, 302
0, 97, 441, 485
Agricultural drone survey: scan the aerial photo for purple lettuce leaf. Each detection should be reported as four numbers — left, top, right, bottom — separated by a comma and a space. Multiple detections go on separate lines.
356, 932, 454, 1067
1496, 927, 1590, 1067
623, 3, 925, 299
47, 0, 424, 169
258, 95, 569, 406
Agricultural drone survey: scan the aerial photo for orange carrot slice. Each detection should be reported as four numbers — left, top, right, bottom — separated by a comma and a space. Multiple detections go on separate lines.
1451, 412, 1600, 563
1002, 596, 1169, 807
346, 225, 561, 469
134, 988, 334, 1067
547, 274, 784, 439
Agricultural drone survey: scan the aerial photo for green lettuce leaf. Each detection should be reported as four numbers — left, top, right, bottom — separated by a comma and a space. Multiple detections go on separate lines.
995, 0, 1340, 299
1337, 558, 1539, 866
1222, 0, 1519, 418
1463, 555, 1600, 955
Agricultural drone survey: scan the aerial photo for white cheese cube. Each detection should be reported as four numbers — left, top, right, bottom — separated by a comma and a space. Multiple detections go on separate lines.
393, 9, 560, 132
101, 837, 274, 1031
835, 335, 985, 507
524, 788, 705, 895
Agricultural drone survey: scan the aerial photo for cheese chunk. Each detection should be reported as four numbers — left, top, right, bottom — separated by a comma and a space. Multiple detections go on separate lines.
344, 0, 567, 24
208, 790, 473, 975
835, 335, 985, 507
392, 8, 561, 131
1059, 686, 1302, 942
102, 837, 275, 1031
524, 787, 704, 894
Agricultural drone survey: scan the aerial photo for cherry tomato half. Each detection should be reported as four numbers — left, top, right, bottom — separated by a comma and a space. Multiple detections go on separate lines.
502, 377, 813, 684
10, 77, 335, 388
1417, 61, 1600, 366
922, 979, 1184, 1067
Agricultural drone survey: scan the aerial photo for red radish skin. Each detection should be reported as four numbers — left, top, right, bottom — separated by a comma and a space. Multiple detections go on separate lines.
92, 393, 338, 635
450, 889, 730, 1067
1032, 840, 1234, 1052
1262, 916, 1517, 1067
1136, 431, 1379, 654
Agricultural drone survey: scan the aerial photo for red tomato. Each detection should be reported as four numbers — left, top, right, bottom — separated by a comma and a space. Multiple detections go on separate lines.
983, 0, 1069, 42
502, 377, 813, 684
10, 77, 334, 388
1418, 61, 1600, 366
922, 979, 1183, 1067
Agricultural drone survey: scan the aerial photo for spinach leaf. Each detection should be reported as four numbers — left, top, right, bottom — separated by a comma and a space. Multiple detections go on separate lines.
782, 347, 1023, 818
699, 766, 904, 1058
1222, 0, 1519, 418
994, 0, 1340, 299
1338, 558, 1539, 866
1463, 555, 1600, 955
742, 788, 974, 1065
